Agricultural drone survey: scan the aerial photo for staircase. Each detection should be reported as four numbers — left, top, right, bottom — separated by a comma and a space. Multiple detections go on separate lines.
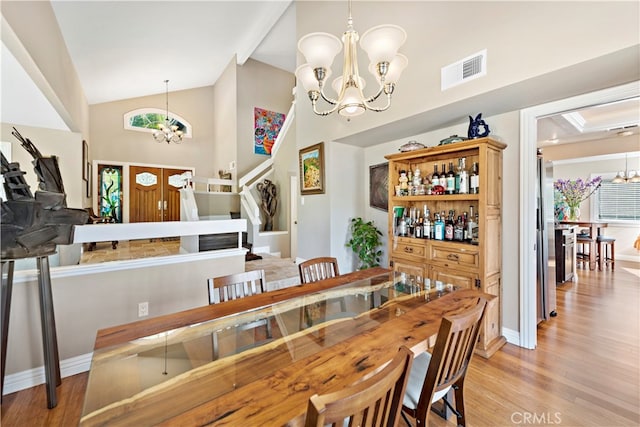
188, 100, 295, 258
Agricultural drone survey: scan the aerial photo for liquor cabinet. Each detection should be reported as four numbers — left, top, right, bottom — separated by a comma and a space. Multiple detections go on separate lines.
384, 137, 507, 358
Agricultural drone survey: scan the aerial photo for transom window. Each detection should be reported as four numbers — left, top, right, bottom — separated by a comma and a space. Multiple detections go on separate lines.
124, 108, 192, 138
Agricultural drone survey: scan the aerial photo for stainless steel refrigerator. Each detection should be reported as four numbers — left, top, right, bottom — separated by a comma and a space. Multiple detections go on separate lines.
536, 153, 557, 322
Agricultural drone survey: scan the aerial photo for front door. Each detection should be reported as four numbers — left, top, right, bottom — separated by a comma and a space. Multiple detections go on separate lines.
129, 166, 163, 222
129, 165, 191, 223
163, 168, 191, 222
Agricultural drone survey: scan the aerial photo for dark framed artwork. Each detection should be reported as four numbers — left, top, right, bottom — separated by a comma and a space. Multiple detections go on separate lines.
299, 142, 325, 195
369, 162, 389, 211
86, 163, 92, 197
82, 140, 88, 181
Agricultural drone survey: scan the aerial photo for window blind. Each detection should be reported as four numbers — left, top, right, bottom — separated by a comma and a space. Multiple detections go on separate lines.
598, 180, 640, 221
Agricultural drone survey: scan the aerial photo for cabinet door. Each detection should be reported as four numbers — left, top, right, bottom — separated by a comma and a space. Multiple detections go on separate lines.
430, 265, 478, 290
392, 258, 426, 278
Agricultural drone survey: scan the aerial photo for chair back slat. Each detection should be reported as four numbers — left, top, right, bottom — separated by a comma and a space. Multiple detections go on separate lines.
299, 257, 340, 284
305, 346, 413, 427
208, 270, 267, 305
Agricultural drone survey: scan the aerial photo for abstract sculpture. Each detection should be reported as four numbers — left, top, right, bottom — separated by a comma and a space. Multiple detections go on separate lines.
256, 179, 277, 232
1, 128, 88, 258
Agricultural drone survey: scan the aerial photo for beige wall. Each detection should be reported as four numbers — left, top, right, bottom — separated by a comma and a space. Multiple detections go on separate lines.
294, 1, 639, 145
236, 58, 295, 178
212, 56, 238, 177
89, 85, 216, 178
4, 253, 245, 376
296, 1, 639, 335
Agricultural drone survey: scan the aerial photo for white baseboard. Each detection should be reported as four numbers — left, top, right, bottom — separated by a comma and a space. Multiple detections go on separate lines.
617, 254, 640, 263
502, 327, 520, 346
252, 246, 270, 254
2, 352, 92, 395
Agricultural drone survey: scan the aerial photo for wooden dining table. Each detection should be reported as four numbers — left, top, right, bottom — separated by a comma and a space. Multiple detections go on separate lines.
79, 267, 492, 427
561, 221, 608, 270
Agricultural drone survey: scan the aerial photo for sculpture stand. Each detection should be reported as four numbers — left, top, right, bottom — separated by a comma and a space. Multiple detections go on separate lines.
1, 255, 61, 408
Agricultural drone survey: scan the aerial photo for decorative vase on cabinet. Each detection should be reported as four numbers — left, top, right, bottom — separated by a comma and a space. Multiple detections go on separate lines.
385, 137, 507, 358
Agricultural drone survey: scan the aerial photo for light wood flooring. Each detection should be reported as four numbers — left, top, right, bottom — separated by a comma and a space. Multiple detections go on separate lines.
2, 261, 638, 426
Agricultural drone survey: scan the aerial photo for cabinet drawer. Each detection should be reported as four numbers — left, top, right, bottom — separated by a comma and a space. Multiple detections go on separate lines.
429, 244, 478, 269
430, 266, 478, 289
393, 240, 426, 260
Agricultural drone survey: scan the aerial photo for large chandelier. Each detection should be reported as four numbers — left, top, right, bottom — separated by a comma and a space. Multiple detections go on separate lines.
295, 0, 407, 118
153, 80, 183, 144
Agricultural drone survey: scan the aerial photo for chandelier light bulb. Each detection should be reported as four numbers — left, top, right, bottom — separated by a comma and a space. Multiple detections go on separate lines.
296, 0, 407, 118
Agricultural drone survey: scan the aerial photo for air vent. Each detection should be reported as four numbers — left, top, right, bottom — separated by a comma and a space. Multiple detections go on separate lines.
441, 49, 487, 91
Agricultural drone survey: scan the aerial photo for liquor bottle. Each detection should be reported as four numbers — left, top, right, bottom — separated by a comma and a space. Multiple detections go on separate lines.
431, 164, 440, 187
424, 213, 431, 239
466, 206, 476, 243
462, 211, 469, 241
470, 162, 479, 194
444, 210, 454, 241
445, 162, 455, 195
454, 216, 464, 241
433, 213, 445, 240
454, 158, 461, 194
458, 157, 469, 194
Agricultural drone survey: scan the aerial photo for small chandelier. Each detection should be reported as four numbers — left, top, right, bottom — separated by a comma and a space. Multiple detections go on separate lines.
153, 80, 183, 144
295, 0, 407, 118
612, 153, 640, 184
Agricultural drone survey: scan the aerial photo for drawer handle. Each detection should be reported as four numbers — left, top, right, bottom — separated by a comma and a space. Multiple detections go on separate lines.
447, 254, 459, 261
404, 246, 413, 253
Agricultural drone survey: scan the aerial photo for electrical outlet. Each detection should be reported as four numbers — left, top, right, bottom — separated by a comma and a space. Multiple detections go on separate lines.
138, 302, 149, 317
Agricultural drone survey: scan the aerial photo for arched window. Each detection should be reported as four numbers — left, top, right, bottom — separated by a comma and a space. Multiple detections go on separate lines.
123, 108, 192, 138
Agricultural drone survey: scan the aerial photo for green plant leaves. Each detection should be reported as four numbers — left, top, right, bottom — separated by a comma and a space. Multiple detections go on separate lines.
346, 217, 383, 270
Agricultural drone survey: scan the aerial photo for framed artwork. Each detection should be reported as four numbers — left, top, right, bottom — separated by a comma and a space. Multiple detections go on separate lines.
254, 107, 285, 156
82, 140, 88, 181
86, 163, 92, 197
299, 142, 325, 195
369, 162, 389, 211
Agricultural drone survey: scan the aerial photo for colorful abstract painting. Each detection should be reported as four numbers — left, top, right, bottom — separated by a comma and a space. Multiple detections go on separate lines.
254, 107, 286, 156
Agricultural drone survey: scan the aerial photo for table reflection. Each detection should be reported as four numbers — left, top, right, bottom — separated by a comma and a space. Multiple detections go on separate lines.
81, 269, 459, 424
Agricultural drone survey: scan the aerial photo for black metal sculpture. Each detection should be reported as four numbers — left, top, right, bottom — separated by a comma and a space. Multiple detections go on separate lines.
1, 128, 88, 258
1, 128, 88, 409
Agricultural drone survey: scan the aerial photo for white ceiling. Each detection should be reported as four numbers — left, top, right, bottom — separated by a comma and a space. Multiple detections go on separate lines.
1, 1, 638, 146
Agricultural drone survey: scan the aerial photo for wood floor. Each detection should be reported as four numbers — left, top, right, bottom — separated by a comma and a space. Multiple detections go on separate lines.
2, 261, 638, 426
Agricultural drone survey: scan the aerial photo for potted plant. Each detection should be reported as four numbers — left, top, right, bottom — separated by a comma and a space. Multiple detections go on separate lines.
346, 217, 383, 270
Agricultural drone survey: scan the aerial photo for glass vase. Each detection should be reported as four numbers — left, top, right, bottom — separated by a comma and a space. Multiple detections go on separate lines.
568, 205, 580, 221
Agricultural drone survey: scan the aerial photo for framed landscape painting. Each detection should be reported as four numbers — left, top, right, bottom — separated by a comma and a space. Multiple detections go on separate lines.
299, 142, 325, 195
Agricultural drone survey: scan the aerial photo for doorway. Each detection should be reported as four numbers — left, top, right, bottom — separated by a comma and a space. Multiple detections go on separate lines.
519, 81, 639, 349
290, 174, 298, 260
129, 165, 192, 222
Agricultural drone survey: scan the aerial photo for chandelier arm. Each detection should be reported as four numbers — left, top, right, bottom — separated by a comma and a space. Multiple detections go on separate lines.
363, 84, 386, 103
363, 93, 393, 113
312, 99, 342, 116
318, 86, 339, 105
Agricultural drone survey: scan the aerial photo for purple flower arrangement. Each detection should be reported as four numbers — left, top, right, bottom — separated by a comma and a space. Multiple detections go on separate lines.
554, 176, 602, 208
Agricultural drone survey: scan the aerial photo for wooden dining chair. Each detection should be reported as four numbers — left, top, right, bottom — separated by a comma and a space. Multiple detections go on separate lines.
304, 345, 414, 427
401, 298, 487, 427
207, 269, 272, 359
298, 257, 346, 328
298, 257, 340, 283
